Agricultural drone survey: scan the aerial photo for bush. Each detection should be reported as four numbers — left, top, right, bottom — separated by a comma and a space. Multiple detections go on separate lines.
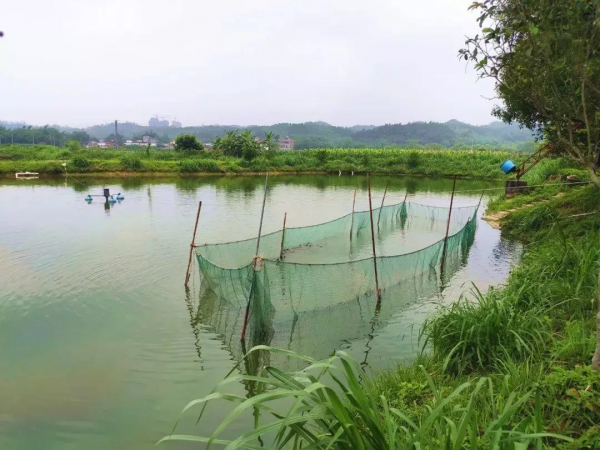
71, 156, 91, 169
66, 140, 82, 153
178, 160, 200, 172
120, 154, 143, 171
316, 149, 328, 164
174, 134, 203, 153
406, 151, 421, 169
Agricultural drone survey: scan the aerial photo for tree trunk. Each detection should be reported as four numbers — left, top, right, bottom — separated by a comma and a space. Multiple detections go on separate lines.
587, 166, 600, 189
594, 270, 600, 372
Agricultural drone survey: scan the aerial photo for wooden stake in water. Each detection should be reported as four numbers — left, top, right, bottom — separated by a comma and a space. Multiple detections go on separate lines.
241, 173, 270, 341
367, 174, 382, 302
440, 176, 457, 278
377, 181, 389, 227
349, 189, 357, 241
184, 201, 202, 287
279, 212, 287, 260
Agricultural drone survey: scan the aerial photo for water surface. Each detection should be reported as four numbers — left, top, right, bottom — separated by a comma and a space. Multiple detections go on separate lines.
0, 175, 520, 449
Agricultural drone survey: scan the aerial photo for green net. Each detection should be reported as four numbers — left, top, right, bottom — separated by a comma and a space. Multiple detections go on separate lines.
195, 200, 478, 352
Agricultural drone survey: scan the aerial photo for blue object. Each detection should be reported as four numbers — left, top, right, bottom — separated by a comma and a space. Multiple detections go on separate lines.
85, 195, 93, 202
108, 196, 117, 204
500, 160, 517, 174
116, 194, 125, 200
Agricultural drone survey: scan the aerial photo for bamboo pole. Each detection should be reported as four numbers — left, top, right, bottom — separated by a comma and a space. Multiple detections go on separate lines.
241, 173, 270, 341
349, 189, 357, 241
367, 174, 382, 302
279, 212, 287, 260
440, 176, 457, 278
184, 201, 202, 287
377, 181, 389, 227
477, 191, 484, 210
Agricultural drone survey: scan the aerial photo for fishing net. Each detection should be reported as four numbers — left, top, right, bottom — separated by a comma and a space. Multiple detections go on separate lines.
194, 199, 478, 352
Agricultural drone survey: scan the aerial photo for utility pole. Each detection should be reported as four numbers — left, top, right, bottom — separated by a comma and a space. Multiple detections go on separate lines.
11, 128, 13, 145
115, 120, 119, 149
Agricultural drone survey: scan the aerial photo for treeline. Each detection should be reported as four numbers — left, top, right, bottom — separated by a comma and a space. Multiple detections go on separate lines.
1, 119, 536, 150
0, 125, 91, 147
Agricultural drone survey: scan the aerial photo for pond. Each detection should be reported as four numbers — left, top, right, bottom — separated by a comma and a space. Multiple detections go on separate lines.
0, 175, 521, 449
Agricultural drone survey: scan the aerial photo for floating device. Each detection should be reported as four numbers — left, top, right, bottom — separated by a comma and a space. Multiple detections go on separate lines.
108, 196, 117, 204
116, 193, 125, 200
85, 195, 93, 203
500, 160, 517, 174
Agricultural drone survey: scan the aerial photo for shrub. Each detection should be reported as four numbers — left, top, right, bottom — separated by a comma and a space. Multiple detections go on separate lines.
120, 154, 143, 171
174, 134, 203, 153
178, 160, 200, 172
406, 150, 421, 169
197, 160, 221, 172
71, 156, 91, 169
66, 140, 82, 153
316, 149, 328, 164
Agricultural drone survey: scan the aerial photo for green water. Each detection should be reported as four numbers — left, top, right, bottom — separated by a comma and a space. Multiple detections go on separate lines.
0, 175, 520, 449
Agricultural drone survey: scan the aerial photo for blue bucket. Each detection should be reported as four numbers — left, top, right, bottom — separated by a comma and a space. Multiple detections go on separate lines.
500, 160, 517, 174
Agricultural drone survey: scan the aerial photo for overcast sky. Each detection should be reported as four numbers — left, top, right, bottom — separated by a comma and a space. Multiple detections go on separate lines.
0, 0, 498, 128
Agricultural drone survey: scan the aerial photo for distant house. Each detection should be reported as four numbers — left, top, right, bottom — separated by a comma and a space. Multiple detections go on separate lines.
279, 136, 296, 150
165, 141, 175, 149
171, 120, 182, 128
142, 135, 158, 144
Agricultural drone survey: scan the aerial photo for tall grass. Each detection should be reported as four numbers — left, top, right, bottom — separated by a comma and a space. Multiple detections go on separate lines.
159, 347, 570, 449
0, 144, 538, 178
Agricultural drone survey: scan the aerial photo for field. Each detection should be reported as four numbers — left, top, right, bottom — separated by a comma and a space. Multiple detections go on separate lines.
1, 144, 534, 179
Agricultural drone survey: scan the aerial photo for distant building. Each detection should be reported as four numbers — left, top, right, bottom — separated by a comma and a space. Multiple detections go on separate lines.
149, 116, 169, 128
142, 135, 158, 144
279, 136, 296, 150
165, 141, 175, 149
171, 120, 182, 128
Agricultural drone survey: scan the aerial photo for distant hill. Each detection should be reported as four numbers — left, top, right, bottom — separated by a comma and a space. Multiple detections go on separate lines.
2, 119, 536, 150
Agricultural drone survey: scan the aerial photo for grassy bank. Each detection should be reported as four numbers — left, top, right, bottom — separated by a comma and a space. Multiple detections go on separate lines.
1, 144, 536, 178
162, 181, 600, 448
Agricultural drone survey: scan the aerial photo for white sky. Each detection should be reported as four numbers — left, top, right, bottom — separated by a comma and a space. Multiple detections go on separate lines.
0, 0, 498, 127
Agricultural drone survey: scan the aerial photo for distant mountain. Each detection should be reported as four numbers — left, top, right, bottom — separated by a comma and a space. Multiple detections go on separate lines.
1, 119, 537, 149
0, 120, 28, 129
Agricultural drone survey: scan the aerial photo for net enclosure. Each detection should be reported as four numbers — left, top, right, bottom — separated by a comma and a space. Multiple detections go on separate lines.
195, 198, 479, 337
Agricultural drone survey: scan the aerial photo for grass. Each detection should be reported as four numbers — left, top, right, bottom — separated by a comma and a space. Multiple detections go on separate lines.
159, 348, 571, 449
162, 177, 600, 447
0, 144, 551, 178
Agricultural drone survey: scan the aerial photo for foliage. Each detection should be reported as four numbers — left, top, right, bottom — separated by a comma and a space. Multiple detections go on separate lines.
461, 0, 600, 186
120, 154, 143, 171
160, 348, 569, 449
213, 130, 262, 161
0, 144, 565, 178
174, 134, 203, 153
423, 285, 551, 373
406, 150, 421, 169
66, 140, 82, 153
71, 156, 91, 169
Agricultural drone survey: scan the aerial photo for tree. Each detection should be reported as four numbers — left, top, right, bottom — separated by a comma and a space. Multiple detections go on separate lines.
460, 0, 600, 187
212, 130, 262, 160
174, 134, 203, 153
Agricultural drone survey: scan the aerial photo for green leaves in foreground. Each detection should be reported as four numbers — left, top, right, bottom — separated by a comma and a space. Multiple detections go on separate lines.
159, 347, 571, 449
